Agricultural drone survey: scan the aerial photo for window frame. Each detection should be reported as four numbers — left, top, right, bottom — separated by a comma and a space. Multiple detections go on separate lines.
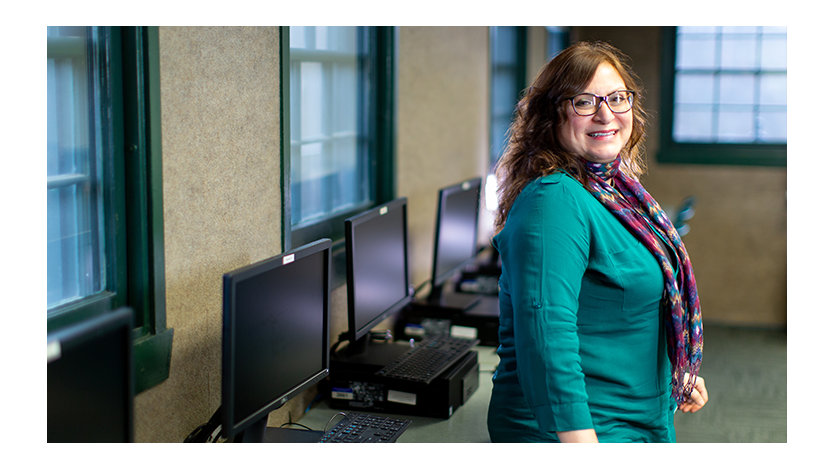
280, 26, 397, 286
46, 26, 172, 394
658, 26, 787, 167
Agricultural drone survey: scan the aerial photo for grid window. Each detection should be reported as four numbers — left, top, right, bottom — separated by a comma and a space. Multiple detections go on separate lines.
47, 27, 108, 311
489, 26, 527, 169
46, 26, 171, 393
289, 26, 372, 230
672, 26, 787, 145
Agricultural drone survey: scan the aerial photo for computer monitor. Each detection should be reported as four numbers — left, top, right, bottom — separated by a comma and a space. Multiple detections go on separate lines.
430, 177, 482, 295
47, 307, 134, 443
221, 238, 331, 442
344, 198, 412, 346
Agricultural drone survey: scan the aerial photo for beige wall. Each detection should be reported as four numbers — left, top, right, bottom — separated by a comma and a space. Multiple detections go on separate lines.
134, 25, 785, 442
397, 26, 491, 288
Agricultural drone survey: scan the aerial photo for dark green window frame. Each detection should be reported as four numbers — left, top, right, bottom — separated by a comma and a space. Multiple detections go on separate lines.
46, 26, 172, 394
658, 26, 787, 167
279, 26, 397, 285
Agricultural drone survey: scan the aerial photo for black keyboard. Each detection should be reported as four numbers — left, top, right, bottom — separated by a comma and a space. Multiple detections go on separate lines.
375, 334, 479, 384
319, 412, 410, 443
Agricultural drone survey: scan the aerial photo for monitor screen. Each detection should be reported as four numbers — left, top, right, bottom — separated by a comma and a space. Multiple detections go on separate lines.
221, 238, 331, 441
47, 307, 134, 443
431, 177, 482, 289
345, 198, 411, 342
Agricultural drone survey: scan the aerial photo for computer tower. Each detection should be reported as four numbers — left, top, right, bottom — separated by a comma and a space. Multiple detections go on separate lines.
327, 341, 479, 419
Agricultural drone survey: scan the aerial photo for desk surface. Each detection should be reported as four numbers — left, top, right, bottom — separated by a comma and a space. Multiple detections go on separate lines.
299, 346, 499, 443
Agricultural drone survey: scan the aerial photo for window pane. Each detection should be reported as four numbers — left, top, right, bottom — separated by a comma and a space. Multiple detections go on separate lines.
760, 36, 787, 71
674, 107, 713, 142
720, 35, 758, 70
289, 26, 370, 228
717, 109, 755, 142
675, 74, 715, 105
758, 110, 788, 142
492, 27, 517, 65
490, 27, 523, 166
718, 74, 756, 106
47, 26, 106, 311
759, 74, 787, 106
676, 36, 716, 69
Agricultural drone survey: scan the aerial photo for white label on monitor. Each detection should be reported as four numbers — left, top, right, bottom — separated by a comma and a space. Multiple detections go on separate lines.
462, 181, 471, 191
282, 253, 295, 265
451, 325, 478, 339
387, 390, 417, 406
379, 206, 388, 216
47, 340, 61, 363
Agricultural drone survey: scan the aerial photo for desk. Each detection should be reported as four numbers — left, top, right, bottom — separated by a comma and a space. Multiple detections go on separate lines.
300, 346, 499, 443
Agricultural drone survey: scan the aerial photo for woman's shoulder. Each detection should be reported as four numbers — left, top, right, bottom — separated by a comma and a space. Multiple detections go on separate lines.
522, 171, 587, 200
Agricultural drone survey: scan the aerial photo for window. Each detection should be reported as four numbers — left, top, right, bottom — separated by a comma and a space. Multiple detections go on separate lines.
489, 26, 527, 170
46, 26, 172, 393
659, 26, 787, 166
282, 26, 396, 256
546, 26, 570, 60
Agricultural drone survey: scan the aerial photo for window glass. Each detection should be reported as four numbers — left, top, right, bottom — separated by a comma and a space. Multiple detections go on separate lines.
489, 26, 524, 168
47, 26, 107, 312
673, 26, 787, 145
289, 26, 371, 229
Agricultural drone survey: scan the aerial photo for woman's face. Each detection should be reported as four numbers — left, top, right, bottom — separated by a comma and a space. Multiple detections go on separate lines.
557, 62, 633, 164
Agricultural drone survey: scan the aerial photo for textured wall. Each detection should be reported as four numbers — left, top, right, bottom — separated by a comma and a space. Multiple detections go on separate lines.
135, 26, 287, 442
396, 26, 491, 288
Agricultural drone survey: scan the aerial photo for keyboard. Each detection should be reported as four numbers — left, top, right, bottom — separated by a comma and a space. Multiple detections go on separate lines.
375, 334, 479, 384
319, 412, 410, 443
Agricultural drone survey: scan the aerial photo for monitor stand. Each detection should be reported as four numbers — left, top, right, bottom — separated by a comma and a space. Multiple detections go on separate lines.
232, 416, 323, 443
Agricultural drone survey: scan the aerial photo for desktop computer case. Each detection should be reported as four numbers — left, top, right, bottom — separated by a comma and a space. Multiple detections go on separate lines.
327, 346, 479, 419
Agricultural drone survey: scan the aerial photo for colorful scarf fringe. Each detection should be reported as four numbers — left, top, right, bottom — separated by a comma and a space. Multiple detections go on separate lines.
582, 156, 703, 405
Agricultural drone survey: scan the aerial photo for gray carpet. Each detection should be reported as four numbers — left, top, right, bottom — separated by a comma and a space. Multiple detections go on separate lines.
673, 323, 787, 443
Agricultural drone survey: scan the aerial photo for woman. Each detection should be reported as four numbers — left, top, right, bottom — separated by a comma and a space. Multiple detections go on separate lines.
487, 41, 708, 443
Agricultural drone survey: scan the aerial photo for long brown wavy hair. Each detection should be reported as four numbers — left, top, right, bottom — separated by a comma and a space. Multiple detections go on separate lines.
493, 41, 649, 232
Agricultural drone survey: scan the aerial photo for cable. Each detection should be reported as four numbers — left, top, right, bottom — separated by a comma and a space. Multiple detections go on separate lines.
323, 411, 348, 433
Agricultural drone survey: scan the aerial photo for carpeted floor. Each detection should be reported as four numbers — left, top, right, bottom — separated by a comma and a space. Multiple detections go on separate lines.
673, 323, 787, 443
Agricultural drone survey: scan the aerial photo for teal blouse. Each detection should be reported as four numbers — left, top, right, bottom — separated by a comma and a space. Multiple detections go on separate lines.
487, 172, 676, 443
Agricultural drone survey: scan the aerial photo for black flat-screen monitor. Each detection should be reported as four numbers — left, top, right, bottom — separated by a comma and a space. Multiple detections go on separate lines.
221, 238, 331, 442
47, 307, 134, 443
430, 177, 482, 293
344, 198, 411, 344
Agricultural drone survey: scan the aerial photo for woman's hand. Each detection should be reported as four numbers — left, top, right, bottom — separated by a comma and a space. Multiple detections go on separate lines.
678, 374, 708, 413
556, 428, 599, 443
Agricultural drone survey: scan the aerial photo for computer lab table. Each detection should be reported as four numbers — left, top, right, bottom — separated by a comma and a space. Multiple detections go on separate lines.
299, 346, 499, 443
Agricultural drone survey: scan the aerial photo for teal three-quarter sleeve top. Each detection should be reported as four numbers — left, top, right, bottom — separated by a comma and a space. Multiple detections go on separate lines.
487, 172, 676, 443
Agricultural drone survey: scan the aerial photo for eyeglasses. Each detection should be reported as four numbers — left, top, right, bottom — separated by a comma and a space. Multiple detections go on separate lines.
566, 90, 635, 116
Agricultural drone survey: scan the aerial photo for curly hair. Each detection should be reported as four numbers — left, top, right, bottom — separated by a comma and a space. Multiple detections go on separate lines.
493, 41, 649, 232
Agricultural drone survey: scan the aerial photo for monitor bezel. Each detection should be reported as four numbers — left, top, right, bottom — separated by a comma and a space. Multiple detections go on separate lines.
344, 197, 412, 343
221, 238, 332, 440
47, 306, 135, 443
430, 177, 482, 290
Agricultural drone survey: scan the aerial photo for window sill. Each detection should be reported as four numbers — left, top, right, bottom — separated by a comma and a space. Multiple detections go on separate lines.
133, 327, 174, 394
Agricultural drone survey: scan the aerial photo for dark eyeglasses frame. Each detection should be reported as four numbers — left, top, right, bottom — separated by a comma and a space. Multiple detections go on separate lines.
565, 90, 636, 116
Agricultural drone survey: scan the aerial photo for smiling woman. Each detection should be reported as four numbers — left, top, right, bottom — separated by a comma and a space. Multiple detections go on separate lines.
488, 41, 707, 443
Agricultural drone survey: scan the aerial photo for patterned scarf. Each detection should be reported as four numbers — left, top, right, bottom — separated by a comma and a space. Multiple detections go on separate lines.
582, 156, 703, 405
